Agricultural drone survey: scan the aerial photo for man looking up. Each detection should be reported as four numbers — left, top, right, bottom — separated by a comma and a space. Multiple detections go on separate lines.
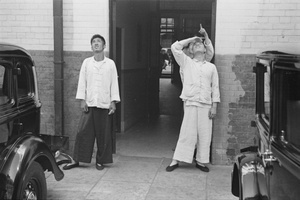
166, 27, 220, 173
63, 34, 120, 171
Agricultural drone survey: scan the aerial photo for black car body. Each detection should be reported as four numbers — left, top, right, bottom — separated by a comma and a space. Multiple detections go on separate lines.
231, 46, 300, 200
0, 43, 64, 199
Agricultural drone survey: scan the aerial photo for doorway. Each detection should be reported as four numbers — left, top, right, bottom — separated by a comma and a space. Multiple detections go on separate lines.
110, 0, 216, 157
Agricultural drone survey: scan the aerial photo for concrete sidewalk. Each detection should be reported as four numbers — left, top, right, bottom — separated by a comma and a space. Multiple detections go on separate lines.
46, 155, 238, 200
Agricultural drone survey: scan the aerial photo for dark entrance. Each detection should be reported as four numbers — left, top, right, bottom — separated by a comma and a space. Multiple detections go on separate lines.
110, 0, 216, 133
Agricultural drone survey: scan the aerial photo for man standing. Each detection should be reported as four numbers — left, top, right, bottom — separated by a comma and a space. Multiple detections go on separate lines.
166, 28, 220, 173
63, 34, 120, 170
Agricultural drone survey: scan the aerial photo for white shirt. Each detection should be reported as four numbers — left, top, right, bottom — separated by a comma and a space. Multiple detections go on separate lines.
171, 41, 220, 106
76, 56, 120, 109
180, 41, 214, 85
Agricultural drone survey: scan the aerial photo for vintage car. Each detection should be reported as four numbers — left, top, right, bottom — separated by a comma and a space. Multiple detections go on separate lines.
231, 46, 300, 200
0, 43, 69, 199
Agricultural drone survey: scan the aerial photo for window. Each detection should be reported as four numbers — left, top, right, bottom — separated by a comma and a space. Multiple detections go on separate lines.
256, 61, 270, 123
275, 66, 300, 149
16, 61, 31, 98
264, 66, 270, 119
160, 18, 174, 33
160, 17, 174, 48
0, 65, 10, 144
0, 65, 9, 105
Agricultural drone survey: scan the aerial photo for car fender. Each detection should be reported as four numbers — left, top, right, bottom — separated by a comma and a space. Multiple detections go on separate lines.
231, 147, 269, 200
0, 134, 64, 199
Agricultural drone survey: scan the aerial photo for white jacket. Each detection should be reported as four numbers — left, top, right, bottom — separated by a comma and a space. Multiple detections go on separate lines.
171, 41, 220, 105
76, 56, 120, 109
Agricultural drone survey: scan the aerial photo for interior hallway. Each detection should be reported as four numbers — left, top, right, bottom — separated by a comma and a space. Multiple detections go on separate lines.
116, 78, 183, 158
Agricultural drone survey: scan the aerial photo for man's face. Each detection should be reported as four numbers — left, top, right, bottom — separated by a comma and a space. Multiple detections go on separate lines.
189, 38, 206, 54
91, 37, 105, 53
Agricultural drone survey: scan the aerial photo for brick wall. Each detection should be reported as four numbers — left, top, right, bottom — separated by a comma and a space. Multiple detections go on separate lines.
0, 0, 53, 50
29, 50, 55, 135
216, 0, 300, 54
212, 54, 257, 165
213, 0, 300, 164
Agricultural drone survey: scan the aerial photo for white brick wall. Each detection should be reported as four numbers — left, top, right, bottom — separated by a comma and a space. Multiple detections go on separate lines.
63, 0, 109, 51
0, 0, 53, 50
1, 0, 299, 53
216, 0, 300, 55
0, 0, 109, 51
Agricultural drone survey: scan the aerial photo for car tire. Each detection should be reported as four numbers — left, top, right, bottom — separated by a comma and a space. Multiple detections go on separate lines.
15, 161, 47, 200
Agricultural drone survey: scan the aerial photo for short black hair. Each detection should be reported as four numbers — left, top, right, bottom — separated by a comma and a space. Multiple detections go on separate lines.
90, 34, 106, 45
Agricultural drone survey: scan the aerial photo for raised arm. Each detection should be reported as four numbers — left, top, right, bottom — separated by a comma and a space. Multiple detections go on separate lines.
171, 36, 201, 67
199, 25, 214, 62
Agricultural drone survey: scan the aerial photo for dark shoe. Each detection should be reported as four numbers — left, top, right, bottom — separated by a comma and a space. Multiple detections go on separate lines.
196, 163, 209, 172
96, 163, 104, 170
63, 162, 79, 170
166, 164, 179, 172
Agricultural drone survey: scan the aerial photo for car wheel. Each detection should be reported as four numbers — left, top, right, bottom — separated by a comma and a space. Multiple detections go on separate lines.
15, 161, 47, 200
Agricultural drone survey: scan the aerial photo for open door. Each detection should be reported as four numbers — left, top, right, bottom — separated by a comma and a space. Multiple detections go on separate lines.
147, 14, 161, 119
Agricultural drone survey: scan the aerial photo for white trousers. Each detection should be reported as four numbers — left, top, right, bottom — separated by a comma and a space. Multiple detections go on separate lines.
173, 105, 212, 164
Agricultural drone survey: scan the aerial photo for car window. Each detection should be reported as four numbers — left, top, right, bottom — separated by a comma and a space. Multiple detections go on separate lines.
0, 65, 9, 105
256, 61, 270, 126
275, 66, 300, 149
264, 65, 270, 119
16, 61, 31, 98
0, 65, 10, 145
285, 70, 300, 149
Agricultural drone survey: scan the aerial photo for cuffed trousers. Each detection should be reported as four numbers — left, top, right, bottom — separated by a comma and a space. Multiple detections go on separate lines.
73, 107, 113, 164
173, 105, 212, 164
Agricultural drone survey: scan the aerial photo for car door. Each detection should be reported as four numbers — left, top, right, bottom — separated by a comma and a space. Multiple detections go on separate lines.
268, 61, 300, 200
